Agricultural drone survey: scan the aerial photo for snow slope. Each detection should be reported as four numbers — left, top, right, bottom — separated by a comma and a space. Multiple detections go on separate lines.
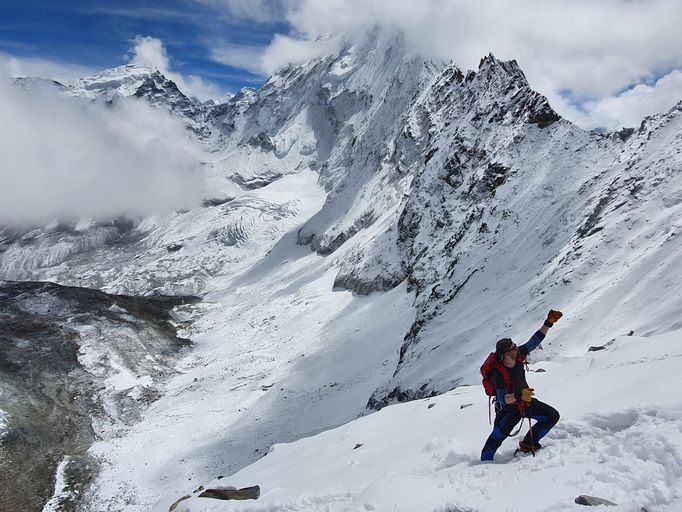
164, 328, 682, 512
82, 248, 416, 510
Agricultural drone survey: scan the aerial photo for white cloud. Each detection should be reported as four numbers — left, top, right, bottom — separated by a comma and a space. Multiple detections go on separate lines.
261, 35, 342, 76
194, 0, 291, 23
577, 69, 682, 130
209, 42, 268, 76
2, 52, 97, 84
128, 36, 222, 100
0, 58, 207, 226
252, 0, 682, 130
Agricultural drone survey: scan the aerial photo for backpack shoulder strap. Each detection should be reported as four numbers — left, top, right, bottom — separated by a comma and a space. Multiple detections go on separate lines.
492, 361, 512, 388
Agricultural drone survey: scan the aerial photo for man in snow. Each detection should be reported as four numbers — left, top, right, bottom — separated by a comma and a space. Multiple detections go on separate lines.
480, 310, 562, 461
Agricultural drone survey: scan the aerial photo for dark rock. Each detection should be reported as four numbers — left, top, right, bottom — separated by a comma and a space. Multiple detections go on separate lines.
231, 172, 283, 190
166, 243, 183, 252
247, 132, 274, 151
528, 103, 561, 128
332, 271, 406, 296
367, 385, 438, 411
199, 485, 260, 500
353, 443, 363, 449
425, 147, 439, 164
617, 127, 635, 141
575, 495, 617, 506
312, 210, 377, 256
588, 345, 607, 352
577, 193, 613, 239
201, 197, 233, 207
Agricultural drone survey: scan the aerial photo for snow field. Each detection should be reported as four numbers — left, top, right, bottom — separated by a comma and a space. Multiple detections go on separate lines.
83, 169, 420, 511
168, 330, 682, 512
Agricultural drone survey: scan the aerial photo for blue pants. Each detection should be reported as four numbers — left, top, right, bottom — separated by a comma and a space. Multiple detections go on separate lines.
481, 399, 559, 461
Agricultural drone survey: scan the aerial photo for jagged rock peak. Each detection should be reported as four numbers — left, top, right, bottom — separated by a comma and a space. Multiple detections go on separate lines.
134, 70, 193, 104
476, 53, 529, 84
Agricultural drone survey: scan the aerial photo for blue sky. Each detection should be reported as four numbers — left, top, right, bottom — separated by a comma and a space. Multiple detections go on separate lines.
0, 0, 287, 94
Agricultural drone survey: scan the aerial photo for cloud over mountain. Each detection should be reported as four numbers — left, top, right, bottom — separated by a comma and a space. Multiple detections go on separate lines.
255, 0, 682, 129
128, 36, 221, 100
0, 61, 207, 226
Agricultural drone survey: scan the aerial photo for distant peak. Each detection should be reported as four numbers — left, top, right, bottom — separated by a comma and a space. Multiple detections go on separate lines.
69, 63, 159, 99
73, 63, 156, 86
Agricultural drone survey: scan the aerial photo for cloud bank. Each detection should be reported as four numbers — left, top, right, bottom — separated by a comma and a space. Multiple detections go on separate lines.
0, 59, 207, 226
209, 42, 270, 76
252, 0, 682, 130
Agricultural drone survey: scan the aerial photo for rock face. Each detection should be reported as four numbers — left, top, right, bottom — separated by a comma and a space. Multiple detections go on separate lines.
0, 281, 196, 512
369, 97, 682, 407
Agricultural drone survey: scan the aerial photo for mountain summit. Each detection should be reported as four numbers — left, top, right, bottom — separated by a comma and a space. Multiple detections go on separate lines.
67, 63, 157, 99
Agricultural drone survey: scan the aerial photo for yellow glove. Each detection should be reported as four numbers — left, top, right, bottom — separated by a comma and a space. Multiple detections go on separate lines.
521, 388, 535, 402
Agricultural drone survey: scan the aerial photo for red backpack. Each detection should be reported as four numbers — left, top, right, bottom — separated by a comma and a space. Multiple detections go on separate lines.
480, 351, 526, 422
481, 352, 509, 397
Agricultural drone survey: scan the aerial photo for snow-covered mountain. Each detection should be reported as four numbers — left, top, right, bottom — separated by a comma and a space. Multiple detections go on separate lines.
67, 64, 157, 99
2, 28, 682, 512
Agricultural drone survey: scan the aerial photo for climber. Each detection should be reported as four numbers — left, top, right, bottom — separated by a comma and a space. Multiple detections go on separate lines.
480, 310, 562, 461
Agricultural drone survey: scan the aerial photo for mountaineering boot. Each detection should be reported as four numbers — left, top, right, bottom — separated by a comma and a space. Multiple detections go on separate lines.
518, 440, 542, 453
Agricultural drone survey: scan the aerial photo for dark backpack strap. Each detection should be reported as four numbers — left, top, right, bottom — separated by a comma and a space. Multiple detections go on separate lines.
493, 362, 512, 391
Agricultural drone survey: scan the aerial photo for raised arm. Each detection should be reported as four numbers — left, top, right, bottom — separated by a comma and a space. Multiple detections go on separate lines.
520, 309, 563, 355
